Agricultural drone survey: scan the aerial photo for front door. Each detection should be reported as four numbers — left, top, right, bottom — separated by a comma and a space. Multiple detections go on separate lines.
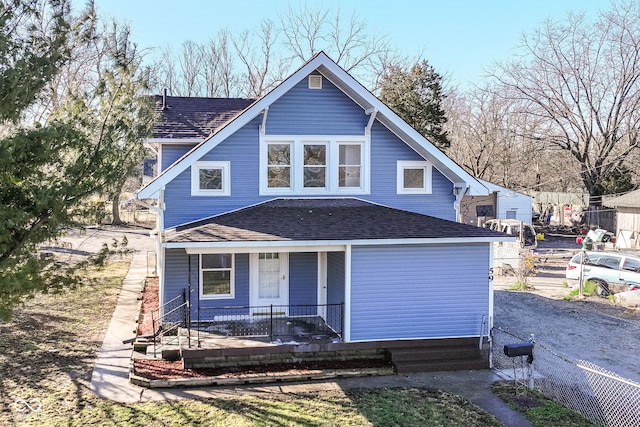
250, 252, 289, 311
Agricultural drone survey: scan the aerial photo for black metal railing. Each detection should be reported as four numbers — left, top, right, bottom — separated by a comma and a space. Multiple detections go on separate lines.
196, 303, 344, 343
151, 289, 192, 356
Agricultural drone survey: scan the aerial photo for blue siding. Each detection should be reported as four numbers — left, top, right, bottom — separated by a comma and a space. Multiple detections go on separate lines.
163, 250, 250, 313
161, 144, 195, 171
162, 108, 456, 227
367, 122, 456, 220
327, 252, 345, 305
349, 244, 490, 341
266, 76, 368, 135
289, 252, 317, 305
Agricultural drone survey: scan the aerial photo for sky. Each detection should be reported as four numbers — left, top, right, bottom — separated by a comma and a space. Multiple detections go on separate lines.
86, 0, 604, 89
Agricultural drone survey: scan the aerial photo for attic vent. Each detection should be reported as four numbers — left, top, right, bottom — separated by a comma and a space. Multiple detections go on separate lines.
308, 75, 322, 89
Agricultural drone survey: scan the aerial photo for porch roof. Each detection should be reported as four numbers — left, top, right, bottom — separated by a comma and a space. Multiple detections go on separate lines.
163, 198, 511, 245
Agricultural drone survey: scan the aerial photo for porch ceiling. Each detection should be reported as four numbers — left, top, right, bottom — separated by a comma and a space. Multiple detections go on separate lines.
164, 198, 509, 244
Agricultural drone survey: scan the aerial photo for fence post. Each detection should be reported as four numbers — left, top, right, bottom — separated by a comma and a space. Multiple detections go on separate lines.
186, 289, 191, 348
270, 304, 273, 342
340, 302, 345, 339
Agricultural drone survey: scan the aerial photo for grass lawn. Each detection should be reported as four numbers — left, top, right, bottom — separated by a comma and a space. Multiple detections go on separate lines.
0, 259, 505, 426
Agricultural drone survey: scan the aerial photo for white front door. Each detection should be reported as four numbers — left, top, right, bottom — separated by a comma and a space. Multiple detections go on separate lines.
250, 252, 289, 310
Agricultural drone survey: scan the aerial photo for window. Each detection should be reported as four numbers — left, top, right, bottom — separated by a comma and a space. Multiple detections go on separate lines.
303, 144, 327, 188
260, 136, 368, 194
200, 254, 234, 299
191, 161, 230, 196
623, 257, 640, 272
397, 161, 432, 194
339, 144, 361, 188
267, 144, 291, 188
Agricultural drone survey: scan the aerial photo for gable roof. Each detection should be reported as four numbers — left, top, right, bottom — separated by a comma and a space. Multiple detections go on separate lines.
150, 95, 255, 139
163, 198, 510, 247
138, 52, 489, 199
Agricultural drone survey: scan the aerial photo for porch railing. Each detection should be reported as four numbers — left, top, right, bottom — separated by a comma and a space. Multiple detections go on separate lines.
151, 289, 191, 356
196, 303, 344, 343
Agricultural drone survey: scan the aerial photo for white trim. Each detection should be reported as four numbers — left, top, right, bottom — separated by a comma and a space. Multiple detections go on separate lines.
259, 135, 369, 195
344, 245, 351, 342
397, 160, 432, 194
317, 252, 328, 317
174, 236, 515, 250
190, 161, 230, 196
145, 137, 204, 144
488, 242, 494, 331
186, 245, 347, 254
199, 253, 235, 300
136, 53, 490, 200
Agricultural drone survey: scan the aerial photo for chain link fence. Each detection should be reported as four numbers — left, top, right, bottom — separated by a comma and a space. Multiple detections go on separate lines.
492, 327, 640, 427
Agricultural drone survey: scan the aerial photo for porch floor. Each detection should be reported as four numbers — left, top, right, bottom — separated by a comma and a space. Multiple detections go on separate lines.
161, 316, 342, 351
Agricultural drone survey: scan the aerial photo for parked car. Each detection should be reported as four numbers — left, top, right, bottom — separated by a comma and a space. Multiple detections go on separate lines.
483, 219, 537, 249
565, 251, 640, 295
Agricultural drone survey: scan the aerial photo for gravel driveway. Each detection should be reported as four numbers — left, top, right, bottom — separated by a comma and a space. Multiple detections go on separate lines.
493, 233, 640, 383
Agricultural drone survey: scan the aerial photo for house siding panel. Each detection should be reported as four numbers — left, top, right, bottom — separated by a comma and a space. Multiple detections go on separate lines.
266, 76, 368, 135
349, 244, 490, 341
289, 252, 317, 305
368, 122, 456, 221
327, 252, 345, 305
160, 144, 195, 171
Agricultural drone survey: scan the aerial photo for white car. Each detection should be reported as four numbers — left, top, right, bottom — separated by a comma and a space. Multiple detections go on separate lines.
565, 251, 640, 295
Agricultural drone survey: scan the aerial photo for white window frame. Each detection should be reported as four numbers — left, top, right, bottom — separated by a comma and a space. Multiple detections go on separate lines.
191, 161, 230, 196
199, 253, 234, 300
397, 160, 432, 194
260, 135, 369, 195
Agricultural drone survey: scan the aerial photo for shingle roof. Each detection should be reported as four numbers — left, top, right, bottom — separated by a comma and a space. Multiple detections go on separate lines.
164, 198, 509, 244
152, 95, 255, 139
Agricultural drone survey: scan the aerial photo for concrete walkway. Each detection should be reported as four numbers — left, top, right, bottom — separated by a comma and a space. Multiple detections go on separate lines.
90, 252, 534, 427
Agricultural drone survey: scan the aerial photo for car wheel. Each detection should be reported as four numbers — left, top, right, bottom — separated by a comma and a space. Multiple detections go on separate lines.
592, 280, 611, 297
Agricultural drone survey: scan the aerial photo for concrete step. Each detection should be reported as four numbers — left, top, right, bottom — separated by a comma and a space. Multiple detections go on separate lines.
390, 346, 480, 363
394, 359, 488, 374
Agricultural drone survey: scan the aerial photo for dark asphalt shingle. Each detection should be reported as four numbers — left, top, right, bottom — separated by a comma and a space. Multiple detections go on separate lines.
152, 95, 255, 139
165, 198, 508, 243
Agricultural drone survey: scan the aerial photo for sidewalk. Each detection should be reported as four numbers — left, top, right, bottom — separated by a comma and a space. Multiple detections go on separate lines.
90, 252, 534, 427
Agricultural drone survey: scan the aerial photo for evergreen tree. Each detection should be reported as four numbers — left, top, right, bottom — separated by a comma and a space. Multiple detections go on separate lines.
379, 60, 450, 150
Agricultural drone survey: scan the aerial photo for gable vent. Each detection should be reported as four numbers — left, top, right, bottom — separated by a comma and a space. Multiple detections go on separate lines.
308, 74, 322, 89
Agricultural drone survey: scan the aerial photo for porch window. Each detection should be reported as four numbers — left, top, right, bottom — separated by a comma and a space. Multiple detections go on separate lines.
191, 161, 230, 196
397, 160, 432, 194
200, 253, 234, 299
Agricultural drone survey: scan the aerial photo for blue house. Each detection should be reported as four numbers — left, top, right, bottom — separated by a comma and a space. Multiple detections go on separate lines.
136, 52, 510, 372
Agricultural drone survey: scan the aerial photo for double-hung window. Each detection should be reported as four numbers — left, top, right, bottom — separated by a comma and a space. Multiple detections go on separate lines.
261, 136, 368, 194
200, 253, 234, 299
191, 161, 230, 196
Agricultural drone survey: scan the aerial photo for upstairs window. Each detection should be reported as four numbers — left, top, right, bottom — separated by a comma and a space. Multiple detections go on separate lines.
260, 136, 368, 194
267, 143, 291, 188
191, 161, 230, 196
397, 160, 432, 194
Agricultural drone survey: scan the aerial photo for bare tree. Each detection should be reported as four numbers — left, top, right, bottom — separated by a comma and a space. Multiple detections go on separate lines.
491, 1, 640, 205
179, 40, 204, 96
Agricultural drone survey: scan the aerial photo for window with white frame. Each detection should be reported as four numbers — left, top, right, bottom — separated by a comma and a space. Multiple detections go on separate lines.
200, 253, 234, 299
261, 136, 368, 194
397, 160, 432, 194
191, 161, 230, 196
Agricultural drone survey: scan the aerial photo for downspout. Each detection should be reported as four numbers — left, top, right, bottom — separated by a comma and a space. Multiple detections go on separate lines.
454, 185, 469, 223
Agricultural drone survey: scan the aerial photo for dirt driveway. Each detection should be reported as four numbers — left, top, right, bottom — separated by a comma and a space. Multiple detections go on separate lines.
493, 233, 640, 383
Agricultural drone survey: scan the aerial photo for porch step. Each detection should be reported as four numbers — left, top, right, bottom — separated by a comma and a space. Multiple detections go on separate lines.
387, 339, 488, 374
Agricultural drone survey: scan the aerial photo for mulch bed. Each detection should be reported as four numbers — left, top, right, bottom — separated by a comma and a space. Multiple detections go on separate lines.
137, 278, 159, 336
133, 358, 392, 380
